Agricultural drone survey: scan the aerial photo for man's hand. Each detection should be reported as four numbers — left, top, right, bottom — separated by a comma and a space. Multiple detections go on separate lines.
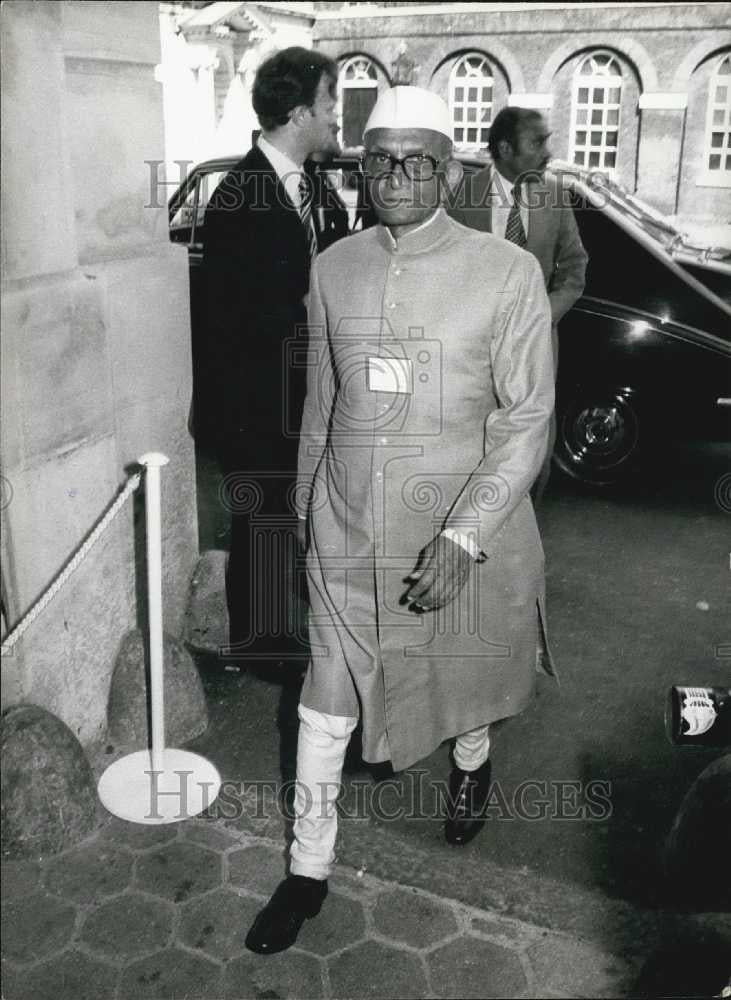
402, 534, 474, 613
297, 517, 307, 551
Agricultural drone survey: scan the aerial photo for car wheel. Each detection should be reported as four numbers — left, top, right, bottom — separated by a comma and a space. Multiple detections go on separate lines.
555, 389, 640, 486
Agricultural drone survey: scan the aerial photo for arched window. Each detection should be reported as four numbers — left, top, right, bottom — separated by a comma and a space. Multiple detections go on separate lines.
702, 54, 731, 185
338, 55, 378, 148
449, 54, 493, 151
570, 51, 622, 171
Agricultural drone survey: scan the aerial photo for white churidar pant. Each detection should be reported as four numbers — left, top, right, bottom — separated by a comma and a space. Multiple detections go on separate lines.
289, 704, 491, 880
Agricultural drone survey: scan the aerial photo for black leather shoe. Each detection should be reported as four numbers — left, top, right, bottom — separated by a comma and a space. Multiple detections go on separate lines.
444, 759, 492, 846
245, 876, 328, 955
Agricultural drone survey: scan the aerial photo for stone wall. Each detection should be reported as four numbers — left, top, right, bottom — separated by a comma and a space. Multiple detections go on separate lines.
314, 2, 731, 219
1, 0, 197, 748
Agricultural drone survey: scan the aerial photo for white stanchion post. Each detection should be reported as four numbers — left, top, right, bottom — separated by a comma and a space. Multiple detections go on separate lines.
141, 453, 168, 774
98, 453, 221, 825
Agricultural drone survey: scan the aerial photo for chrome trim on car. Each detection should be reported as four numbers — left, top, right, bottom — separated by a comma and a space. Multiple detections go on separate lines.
573, 298, 731, 354
554, 169, 731, 321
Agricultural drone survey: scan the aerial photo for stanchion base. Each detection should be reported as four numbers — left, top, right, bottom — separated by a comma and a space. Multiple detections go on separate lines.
98, 748, 222, 825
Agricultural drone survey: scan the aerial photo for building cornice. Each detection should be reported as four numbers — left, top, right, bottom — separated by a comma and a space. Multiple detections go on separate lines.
314, 1, 726, 19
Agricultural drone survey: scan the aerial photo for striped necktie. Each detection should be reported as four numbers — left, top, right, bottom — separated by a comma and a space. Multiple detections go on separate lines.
504, 184, 527, 248
298, 173, 318, 261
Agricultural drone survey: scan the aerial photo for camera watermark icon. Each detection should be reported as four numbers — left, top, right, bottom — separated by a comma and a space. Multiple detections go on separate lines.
283, 319, 444, 441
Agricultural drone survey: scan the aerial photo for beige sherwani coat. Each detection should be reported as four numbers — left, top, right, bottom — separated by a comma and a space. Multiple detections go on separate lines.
296, 209, 555, 772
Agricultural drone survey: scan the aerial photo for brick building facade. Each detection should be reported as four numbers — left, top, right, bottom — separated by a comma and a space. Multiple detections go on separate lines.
314, 1, 731, 222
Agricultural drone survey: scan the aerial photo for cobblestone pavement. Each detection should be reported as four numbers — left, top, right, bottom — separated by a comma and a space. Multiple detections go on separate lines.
1, 815, 653, 1000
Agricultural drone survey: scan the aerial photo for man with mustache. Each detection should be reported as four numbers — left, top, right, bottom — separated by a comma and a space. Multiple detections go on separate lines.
451, 107, 588, 500
246, 86, 556, 955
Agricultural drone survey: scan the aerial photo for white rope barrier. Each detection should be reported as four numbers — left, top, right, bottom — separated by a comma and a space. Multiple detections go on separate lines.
1, 470, 143, 656
2, 453, 221, 825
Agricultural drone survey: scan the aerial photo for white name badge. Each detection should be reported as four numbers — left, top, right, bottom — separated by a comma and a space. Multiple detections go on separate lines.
367, 356, 413, 394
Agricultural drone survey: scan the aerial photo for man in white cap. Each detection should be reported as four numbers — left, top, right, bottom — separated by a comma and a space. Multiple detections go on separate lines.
246, 86, 555, 955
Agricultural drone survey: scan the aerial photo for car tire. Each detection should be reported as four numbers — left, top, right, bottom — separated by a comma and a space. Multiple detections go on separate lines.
554, 388, 641, 487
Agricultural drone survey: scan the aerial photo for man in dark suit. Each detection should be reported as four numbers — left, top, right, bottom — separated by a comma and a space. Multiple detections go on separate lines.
451, 107, 588, 499
202, 47, 342, 664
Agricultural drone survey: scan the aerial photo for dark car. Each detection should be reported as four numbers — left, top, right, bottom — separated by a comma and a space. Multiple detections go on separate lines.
169, 152, 731, 486
168, 153, 366, 341
543, 162, 731, 485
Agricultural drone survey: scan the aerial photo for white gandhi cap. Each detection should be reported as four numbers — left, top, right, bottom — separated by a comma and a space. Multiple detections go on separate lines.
363, 86, 452, 141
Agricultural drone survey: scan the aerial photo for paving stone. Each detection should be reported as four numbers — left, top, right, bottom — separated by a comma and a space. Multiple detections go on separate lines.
178, 888, 260, 959
135, 840, 222, 902
0, 858, 44, 900
98, 816, 178, 851
428, 936, 527, 999
527, 933, 637, 999
224, 811, 286, 842
227, 843, 287, 895
120, 946, 222, 1000
372, 887, 458, 948
222, 792, 286, 839
330, 867, 384, 902
328, 940, 428, 999
224, 949, 324, 999
211, 774, 284, 832
178, 818, 237, 852
5, 951, 117, 1000
80, 893, 174, 960
469, 912, 541, 949
43, 843, 133, 903
295, 888, 367, 956
1, 892, 76, 964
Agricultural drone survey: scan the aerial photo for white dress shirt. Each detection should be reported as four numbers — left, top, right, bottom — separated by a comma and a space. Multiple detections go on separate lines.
257, 135, 305, 209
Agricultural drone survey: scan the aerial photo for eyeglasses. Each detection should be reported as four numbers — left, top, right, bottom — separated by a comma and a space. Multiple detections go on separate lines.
363, 151, 440, 182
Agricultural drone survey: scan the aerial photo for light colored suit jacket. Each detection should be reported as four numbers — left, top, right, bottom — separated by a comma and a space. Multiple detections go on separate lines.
450, 165, 588, 340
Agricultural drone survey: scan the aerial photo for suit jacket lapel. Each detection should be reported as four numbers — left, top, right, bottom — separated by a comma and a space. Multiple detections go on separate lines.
250, 144, 299, 219
250, 144, 311, 265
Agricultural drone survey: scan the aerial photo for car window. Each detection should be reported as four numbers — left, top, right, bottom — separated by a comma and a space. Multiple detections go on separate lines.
169, 169, 229, 245
169, 183, 198, 232
568, 175, 731, 327
679, 259, 731, 307
194, 170, 228, 226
